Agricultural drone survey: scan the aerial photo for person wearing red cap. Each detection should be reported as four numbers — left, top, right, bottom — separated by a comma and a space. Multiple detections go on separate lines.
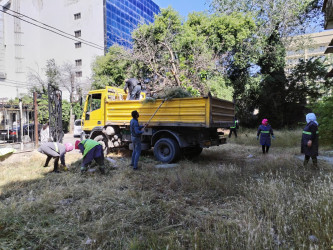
257, 119, 275, 154
38, 142, 73, 173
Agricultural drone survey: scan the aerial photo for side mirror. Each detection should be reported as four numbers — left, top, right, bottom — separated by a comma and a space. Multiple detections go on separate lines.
85, 112, 90, 120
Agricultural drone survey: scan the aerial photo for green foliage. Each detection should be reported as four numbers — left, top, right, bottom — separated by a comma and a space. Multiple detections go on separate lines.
91, 45, 131, 89
8, 94, 33, 105
155, 87, 193, 99
211, 0, 325, 128
211, 0, 322, 37
62, 100, 71, 132
73, 102, 83, 120
287, 58, 333, 103
37, 95, 49, 124
257, 31, 288, 127
133, 9, 256, 96
207, 76, 233, 101
312, 97, 333, 146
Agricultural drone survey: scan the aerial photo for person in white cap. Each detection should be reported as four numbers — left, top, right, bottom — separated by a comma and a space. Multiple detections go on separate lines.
301, 113, 319, 169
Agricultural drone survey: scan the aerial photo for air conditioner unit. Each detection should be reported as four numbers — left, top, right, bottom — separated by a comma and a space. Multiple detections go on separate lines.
0, 72, 7, 79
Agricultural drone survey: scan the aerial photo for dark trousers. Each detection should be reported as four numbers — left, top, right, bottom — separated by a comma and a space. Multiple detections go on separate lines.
262, 145, 270, 154
229, 128, 237, 138
131, 136, 141, 169
45, 156, 59, 171
81, 145, 105, 172
304, 155, 318, 167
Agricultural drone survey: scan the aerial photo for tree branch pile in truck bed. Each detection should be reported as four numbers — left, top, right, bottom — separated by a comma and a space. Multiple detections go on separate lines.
143, 87, 192, 104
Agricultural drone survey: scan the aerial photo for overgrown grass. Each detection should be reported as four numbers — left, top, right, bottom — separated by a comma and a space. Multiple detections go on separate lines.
228, 128, 302, 148
0, 136, 333, 249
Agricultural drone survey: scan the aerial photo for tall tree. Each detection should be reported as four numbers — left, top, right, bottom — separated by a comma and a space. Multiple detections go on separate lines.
91, 45, 132, 89
257, 31, 288, 127
211, 0, 322, 38
131, 8, 256, 96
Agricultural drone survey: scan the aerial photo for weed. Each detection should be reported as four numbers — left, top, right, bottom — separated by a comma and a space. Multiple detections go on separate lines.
0, 138, 332, 249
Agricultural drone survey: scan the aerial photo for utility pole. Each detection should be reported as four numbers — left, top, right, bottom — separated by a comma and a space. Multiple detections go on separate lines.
34, 92, 38, 147
19, 98, 23, 150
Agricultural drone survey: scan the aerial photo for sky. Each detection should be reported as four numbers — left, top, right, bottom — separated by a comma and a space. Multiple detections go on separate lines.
153, 0, 210, 18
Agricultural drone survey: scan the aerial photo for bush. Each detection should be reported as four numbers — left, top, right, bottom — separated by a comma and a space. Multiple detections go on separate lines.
312, 97, 333, 146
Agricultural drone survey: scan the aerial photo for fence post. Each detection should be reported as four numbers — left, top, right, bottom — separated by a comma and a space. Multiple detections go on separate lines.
34, 92, 39, 148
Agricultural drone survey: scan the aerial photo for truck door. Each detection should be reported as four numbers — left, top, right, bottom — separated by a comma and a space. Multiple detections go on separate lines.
82, 93, 104, 131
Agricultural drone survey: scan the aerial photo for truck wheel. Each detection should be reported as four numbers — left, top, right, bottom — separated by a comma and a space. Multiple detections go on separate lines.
94, 135, 108, 156
154, 138, 180, 163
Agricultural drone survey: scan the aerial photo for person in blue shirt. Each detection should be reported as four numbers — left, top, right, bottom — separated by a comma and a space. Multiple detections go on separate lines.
130, 110, 144, 170
257, 118, 275, 154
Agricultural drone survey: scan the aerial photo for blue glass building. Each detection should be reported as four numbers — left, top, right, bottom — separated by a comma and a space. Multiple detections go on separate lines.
105, 0, 160, 49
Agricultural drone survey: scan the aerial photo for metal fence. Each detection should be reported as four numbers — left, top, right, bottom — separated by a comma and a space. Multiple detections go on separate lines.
0, 103, 38, 151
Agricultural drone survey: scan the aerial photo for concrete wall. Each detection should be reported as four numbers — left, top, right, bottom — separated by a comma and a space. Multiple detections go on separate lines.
0, 0, 105, 98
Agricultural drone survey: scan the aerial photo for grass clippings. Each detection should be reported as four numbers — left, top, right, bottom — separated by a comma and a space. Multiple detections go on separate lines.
0, 130, 333, 249
142, 87, 193, 104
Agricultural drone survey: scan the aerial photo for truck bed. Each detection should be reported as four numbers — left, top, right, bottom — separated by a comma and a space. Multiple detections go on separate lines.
105, 94, 234, 128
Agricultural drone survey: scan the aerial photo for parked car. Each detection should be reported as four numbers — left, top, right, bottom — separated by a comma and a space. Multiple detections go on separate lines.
73, 119, 83, 138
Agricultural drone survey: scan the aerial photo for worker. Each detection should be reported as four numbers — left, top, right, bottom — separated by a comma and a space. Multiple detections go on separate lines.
75, 139, 106, 174
130, 110, 144, 170
40, 122, 50, 144
124, 78, 141, 100
229, 116, 239, 138
301, 113, 319, 169
257, 118, 275, 154
38, 142, 73, 173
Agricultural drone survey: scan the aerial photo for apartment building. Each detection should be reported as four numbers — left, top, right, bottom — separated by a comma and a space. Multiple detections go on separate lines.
285, 30, 333, 74
0, 0, 159, 98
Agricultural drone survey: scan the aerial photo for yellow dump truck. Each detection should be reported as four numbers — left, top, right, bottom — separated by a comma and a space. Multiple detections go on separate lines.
82, 86, 234, 163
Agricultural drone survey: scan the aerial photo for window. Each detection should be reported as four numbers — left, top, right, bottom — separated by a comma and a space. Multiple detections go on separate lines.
75, 42, 81, 48
75, 71, 82, 77
75, 59, 82, 66
74, 30, 81, 38
74, 13, 81, 20
91, 94, 102, 111
308, 47, 315, 53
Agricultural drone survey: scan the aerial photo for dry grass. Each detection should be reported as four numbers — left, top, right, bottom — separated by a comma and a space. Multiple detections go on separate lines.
0, 135, 333, 249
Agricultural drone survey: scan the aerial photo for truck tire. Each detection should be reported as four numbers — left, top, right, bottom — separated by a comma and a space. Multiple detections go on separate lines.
154, 138, 180, 163
94, 135, 108, 156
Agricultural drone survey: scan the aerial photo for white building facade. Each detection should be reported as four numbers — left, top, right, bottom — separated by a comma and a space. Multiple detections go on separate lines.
0, 0, 106, 99
0, 0, 159, 99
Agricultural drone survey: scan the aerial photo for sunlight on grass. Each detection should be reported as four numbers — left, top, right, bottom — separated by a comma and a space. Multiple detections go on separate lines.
0, 138, 332, 249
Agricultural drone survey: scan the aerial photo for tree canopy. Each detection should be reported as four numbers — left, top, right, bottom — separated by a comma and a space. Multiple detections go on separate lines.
92, 8, 257, 101
91, 3, 331, 128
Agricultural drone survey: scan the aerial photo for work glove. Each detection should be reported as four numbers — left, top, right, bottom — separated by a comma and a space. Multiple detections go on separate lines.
272, 135, 275, 139
256, 136, 259, 140
60, 164, 68, 171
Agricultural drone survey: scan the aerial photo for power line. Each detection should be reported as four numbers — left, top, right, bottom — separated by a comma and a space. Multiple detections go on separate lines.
1, 4, 105, 50
1, 83, 29, 88
0, 9, 104, 51
1, 79, 31, 86
3, 79, 30, 85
